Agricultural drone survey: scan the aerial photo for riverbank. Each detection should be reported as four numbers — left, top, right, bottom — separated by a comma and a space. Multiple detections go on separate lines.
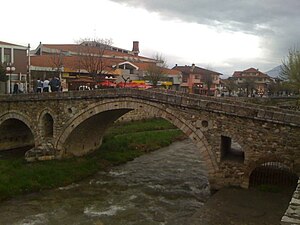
189, 187, 294, 225
0, 118, 185, 201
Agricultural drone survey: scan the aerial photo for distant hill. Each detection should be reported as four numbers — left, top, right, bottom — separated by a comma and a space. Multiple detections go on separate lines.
265, 65, 282, 78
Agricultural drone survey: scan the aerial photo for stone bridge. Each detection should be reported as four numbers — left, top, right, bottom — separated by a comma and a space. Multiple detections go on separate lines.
0, 89, 300, 190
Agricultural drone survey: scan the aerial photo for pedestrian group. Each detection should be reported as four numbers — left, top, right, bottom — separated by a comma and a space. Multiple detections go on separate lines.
35, 77, 61, 93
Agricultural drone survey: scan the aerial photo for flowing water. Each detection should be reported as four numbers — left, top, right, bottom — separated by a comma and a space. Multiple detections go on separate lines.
0, 139, 210, 225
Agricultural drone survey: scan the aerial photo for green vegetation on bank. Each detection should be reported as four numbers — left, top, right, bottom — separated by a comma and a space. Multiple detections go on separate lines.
0, 118, 184, 201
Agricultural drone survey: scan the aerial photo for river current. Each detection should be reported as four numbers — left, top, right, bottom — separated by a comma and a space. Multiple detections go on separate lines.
0, 139, 210, 225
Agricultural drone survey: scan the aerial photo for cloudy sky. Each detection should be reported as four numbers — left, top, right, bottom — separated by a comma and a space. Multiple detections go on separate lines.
1, 0, 299, 76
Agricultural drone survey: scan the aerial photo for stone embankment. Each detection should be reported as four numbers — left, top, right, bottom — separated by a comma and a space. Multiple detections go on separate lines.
281, 179, 300, 225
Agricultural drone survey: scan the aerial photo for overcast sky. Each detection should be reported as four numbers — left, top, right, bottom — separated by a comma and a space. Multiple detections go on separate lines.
1, 0, 299, 76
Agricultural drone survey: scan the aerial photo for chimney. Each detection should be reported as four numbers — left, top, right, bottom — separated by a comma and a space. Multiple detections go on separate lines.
191, 63, 195, 72
132, 41, 140, 56
39, 41, 42, 55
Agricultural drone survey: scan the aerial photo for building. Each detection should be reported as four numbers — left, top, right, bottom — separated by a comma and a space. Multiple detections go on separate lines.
173, 64, 222, 95
0, 41, 29, 94
30, 41, 181, 91
231, 68, 272, 96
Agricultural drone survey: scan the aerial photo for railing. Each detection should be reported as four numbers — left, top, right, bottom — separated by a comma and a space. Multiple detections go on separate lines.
1, 88, 300, 126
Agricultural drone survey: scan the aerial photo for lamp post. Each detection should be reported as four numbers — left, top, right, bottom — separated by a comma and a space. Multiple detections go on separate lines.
6, 63, 15, 94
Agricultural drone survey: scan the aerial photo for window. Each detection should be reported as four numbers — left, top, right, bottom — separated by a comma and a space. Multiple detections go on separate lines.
4, 54, 10, 63
182, 74, 188, 82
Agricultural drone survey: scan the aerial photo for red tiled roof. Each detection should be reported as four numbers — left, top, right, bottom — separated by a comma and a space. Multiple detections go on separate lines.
133, 62, 181, 75
31, 55, 180, 76
232, 67, 269, 78
172, 65, 222, 75
41, 44, 154, 61
31, 55, 123, 73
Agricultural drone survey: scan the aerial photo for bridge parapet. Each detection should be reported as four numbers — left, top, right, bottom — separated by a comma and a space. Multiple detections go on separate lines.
1, 89, 299, 127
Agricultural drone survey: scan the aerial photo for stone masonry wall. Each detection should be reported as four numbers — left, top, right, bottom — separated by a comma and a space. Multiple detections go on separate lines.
0, 89, 300, 189
281, 178, 300, 225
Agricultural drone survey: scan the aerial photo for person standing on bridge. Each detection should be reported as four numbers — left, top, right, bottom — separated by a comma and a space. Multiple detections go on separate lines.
49, 77, 61, 92
43, 78, 50, 92
36, 78, 43, 93
13, 83, 19, 94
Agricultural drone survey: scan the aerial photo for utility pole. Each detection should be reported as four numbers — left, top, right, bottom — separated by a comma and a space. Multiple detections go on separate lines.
28, 43, 31, 92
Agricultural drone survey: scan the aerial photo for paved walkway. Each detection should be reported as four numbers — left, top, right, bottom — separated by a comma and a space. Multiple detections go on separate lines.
188, 187, 294, 225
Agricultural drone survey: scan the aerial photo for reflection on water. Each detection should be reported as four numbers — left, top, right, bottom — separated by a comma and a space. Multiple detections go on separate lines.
0, 139, 210, 225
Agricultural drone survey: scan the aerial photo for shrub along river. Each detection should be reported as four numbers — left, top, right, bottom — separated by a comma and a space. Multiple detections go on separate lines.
0, 139, 210, 225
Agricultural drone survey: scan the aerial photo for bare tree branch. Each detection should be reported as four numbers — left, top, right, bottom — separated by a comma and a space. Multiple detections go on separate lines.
77, 37, 113, 81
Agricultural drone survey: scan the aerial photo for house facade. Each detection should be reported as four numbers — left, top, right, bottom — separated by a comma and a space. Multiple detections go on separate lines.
30, 41, 181, 91
173, 64, 222, 96
231, 68, 272, 96
0, 41, 28, 94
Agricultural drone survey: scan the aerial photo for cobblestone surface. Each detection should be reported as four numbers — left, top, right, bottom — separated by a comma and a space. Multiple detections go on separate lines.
189, 187, 294, 225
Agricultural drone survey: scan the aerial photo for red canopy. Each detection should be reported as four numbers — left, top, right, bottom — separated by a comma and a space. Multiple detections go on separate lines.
98, 80, 116, 88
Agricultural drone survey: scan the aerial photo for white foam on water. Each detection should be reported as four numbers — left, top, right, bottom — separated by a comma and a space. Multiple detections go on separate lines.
58, 183, 79, 190
14, 213, 48, 225
129, 195, 137, 200
84, 205, 125, 217
108, 171, 128, 176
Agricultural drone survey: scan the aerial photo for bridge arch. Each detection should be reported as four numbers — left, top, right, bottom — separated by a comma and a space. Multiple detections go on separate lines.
0, 111, 36, 151
243, 155, 297, 188
56, 98, 218, 178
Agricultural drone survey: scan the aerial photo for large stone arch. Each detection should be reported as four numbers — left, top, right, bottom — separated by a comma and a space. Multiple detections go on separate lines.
0, 111, 37, 151
55, 98, 218, 180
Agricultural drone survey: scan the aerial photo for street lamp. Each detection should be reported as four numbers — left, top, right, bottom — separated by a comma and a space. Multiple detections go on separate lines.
6, 63, 15, 94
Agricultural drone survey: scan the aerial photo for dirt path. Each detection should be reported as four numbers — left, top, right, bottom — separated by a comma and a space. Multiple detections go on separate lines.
188, 187, 293, 225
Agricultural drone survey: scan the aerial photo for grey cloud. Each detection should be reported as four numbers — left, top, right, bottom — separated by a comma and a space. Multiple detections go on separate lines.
111, 0, 299, 32
111, 0, 300, 74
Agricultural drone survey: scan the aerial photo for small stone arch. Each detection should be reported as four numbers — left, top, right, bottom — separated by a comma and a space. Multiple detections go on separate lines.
243, 155, 297, 188
55, 98, 218, 179
39, 110, 54, 139
249, 162, 298, 189
0, 111, 37, 151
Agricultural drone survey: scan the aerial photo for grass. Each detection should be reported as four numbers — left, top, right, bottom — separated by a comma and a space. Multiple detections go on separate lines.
0, 118, 185, 201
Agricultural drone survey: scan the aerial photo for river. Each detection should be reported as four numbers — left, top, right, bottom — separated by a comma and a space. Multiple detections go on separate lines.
0, 139, 210, 225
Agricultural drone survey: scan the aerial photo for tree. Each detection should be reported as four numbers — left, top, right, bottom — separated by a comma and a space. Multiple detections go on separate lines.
0, 63, 7, 82
202, 69, 214, 96
224, 78, 238, 96
49, 50, 64, 79
77, 37, 113, 81
239, 78, 256, 97
280, 47, 300, 92
0, 63, 8, 94
145, 53, 167, 87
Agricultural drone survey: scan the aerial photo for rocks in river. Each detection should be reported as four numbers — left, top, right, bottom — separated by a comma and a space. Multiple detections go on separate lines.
25, 141, 56, 162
